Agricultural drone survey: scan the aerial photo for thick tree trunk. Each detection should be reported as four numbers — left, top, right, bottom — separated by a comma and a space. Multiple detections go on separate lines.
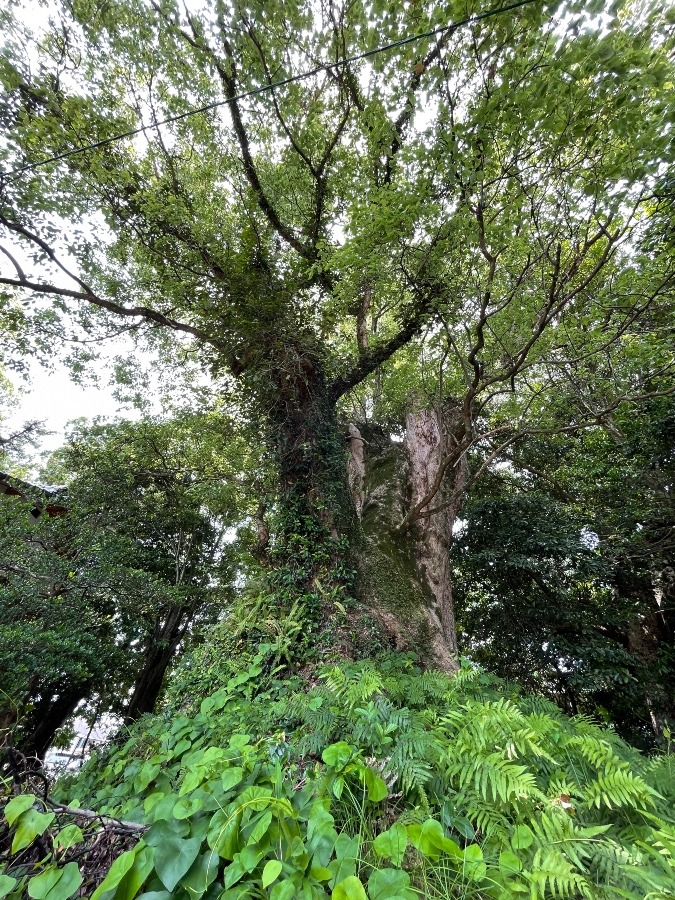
256, 334, 464, 671
260, 335, 357, 633
124, 604, 190, 723
404, 404, 467, 665
19, 682, 89, 760
347, 402, 466, 673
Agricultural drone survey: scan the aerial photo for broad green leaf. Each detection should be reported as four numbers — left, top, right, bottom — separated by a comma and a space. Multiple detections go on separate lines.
173, 796, 204, 819
12, 810, 55, 853
145, 818, 190, 846
328, 834, 359, 887
154, 835, 202, 892
310, 867, 332, 882
54, 825, 84, 851
367, 868, 415, 900
180, 851, 219, 898
108, 845, 155, 900
406, 820, 460, 861
0, 874, 18, 900
221, 767, 244, 792
363, 769, 388, 803
372, 824, 407, 867
239, 844, 263, 873
222, 858, 245, 889
270, 880, 296, 900
511, 824, 534, 850
321, 742, 354, 769
462, 844, 486, 881
236, 787, 273, 811
5, 795, 36, 826
332, 876, 367, 900
207, 808, 241, 860
248, 809, 272, 844
28, 863, 82, 900
262, 860, 283, 888
91, 848, 139, 900
499, 850, 522, 874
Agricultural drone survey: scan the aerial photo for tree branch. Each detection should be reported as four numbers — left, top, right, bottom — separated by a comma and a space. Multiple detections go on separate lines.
329, 297, 433, 400
0, 275, 218, 347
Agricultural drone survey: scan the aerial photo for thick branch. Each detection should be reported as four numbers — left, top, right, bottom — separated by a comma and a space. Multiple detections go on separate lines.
329, 300, 432, 400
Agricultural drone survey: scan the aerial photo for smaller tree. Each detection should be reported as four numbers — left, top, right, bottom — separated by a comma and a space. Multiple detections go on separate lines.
0, 409, 249, 758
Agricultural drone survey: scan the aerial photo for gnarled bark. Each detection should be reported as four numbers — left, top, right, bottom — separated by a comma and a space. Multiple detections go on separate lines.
348, 401, 467, 672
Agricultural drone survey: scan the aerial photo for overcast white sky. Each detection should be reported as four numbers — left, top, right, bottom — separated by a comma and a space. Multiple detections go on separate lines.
3, 349, 141, 459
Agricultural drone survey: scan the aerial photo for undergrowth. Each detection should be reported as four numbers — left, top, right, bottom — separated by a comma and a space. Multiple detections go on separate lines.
2, 655, 675, 899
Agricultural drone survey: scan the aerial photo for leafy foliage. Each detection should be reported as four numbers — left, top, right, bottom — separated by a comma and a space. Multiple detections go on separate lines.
3, 656, 673, 898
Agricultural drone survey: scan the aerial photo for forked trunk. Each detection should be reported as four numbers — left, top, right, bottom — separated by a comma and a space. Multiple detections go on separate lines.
347, 402, 466, 672
258, 336, 464, 671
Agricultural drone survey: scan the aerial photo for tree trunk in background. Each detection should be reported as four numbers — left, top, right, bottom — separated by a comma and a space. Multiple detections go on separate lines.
627, 585, 674, 736
19, 683, 89, 760
124, 605, 188, 723
348, 401, 466, 673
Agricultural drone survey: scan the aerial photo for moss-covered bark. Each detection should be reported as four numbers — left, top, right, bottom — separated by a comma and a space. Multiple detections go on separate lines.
347, 419, 461, 673
255, 336, 461, 671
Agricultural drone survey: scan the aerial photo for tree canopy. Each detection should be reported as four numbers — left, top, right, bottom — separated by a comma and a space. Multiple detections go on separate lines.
1, 1, 675, 896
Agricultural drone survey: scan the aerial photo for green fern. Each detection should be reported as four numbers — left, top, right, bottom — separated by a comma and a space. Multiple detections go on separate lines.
526, 847, 592, 898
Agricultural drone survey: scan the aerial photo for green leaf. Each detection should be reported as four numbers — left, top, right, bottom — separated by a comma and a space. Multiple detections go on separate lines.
363, 768, 388, 803
28, 864, 82, 900
248, 809, 272, 844
12, 809, 55, 853
310, 867, 332, 882
367, 868, 414, 900
262, 860, 283, 888
270, 881, 296, 900
406, 820, 460, 861
136, 894, 172, 900
499, 850, 522, 874
54, 825, 84, 851
223, 858, 245, 889
511, 824, 534, 850
327, 833, 360, 888
91, 848, 139, 900
372, 824, 407, 867
221, 767, 244, 792
5, 794, 36, 825
207, 808, 241, 860
238, 844, 263, 874
331, 876, 367, 900
462, 844, 487, 882
180, 851, 219, 898
109, 845, 155, 900
154, 835, 202, 892
322, 742, 355, 769
173, 796, 204, 819
0, 874, 17, 900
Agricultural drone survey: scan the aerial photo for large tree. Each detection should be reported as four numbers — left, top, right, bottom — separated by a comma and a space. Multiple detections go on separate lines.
1, 0, 674, 670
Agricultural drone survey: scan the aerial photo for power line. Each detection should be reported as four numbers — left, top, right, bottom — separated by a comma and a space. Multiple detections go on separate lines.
2, 0, 541, 180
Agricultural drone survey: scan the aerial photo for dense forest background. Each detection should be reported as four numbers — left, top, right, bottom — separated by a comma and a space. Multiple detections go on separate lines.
1, 0, 675, 897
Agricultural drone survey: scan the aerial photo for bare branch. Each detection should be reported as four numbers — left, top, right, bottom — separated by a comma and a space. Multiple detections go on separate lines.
0, 243, 27, 281
0, 275, 218, 347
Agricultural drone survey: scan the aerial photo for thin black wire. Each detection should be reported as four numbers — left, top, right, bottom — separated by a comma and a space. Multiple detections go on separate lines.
2, 0, 541, 180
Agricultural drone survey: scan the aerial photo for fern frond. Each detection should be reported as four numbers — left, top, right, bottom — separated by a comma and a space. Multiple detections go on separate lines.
526, 847, 591, 898
583, 769, 658, 811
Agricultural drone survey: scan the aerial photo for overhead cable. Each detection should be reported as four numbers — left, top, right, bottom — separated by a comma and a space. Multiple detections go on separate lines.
2, 0, 541, 180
